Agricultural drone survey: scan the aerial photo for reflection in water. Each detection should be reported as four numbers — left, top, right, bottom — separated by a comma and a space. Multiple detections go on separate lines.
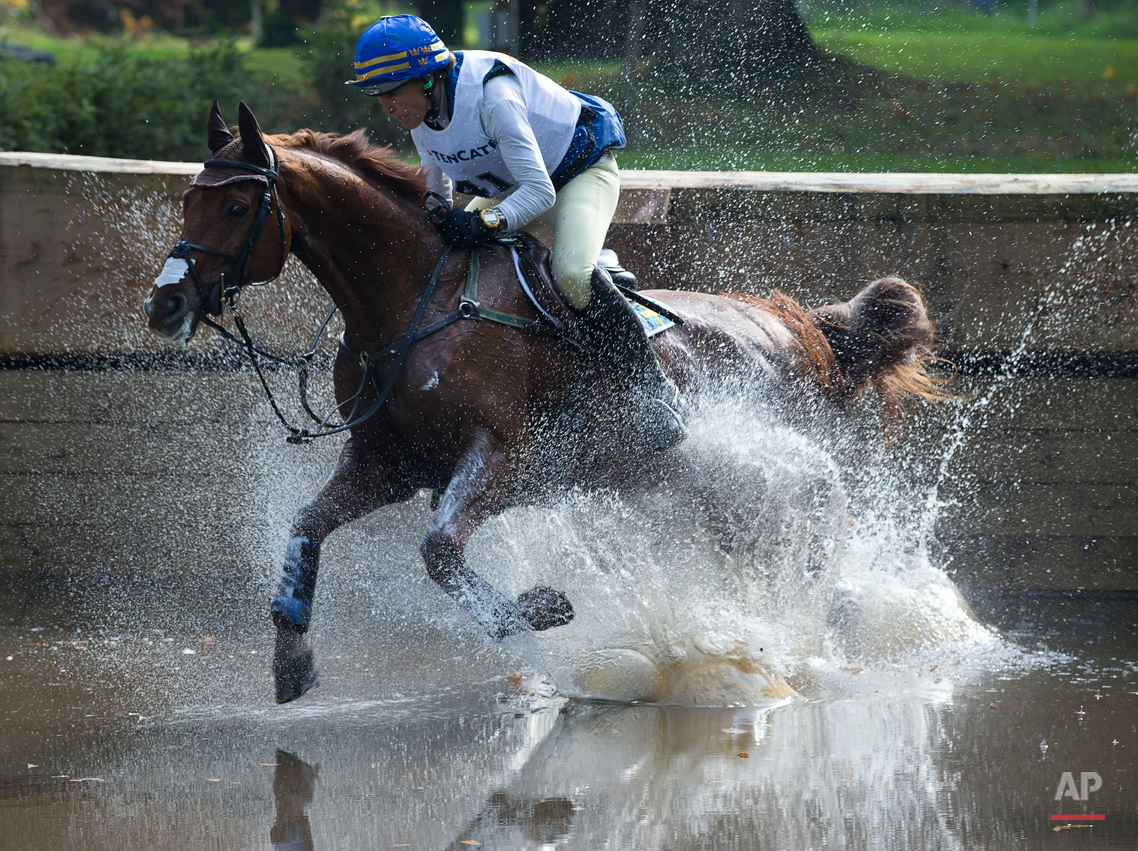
270, 751, 318, 851
262, 697, 964, 850
447, 792, 576, 849
1, 599, 1137, 849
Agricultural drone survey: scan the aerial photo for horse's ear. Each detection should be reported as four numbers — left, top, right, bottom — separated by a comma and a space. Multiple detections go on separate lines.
237, 101, 272, 168
207, 99, 234, 155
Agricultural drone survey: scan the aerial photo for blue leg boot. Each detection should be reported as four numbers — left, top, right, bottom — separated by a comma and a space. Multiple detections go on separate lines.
271, 537, 320, 703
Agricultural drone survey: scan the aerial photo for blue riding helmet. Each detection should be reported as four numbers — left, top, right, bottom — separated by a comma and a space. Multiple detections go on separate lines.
345, 15, 451, 94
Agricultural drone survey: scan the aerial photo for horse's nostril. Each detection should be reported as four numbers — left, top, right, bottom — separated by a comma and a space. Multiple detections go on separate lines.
166, 293, 186, 319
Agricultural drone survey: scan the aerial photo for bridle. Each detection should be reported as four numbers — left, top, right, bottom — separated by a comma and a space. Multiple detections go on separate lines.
169, 149, 288, 318
161, 146, 563, 447
162, 144, 459, 446
163, 146, 330, 443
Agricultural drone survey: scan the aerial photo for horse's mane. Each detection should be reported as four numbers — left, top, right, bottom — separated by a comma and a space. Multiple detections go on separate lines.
724, 287, 951, 437
268, 128, 428, 201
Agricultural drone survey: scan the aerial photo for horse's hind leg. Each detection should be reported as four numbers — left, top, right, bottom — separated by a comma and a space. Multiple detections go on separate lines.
272, 438, 413, 703
422, 429, 573, 639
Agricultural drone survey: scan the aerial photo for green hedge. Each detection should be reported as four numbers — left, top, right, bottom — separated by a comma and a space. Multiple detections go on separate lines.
0, 43, 295, 159
0, 33, 404, 160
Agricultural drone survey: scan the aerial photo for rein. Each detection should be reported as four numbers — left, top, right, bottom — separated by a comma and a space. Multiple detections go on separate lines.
201, 243, 455, 445
170, 151, 565, 445
261, 242, 558, 445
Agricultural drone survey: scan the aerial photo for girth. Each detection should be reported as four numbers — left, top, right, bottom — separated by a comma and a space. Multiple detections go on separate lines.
338, 239, 564, 371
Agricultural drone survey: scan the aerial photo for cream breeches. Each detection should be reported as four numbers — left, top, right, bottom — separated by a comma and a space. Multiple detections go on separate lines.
466, 154, 620, 309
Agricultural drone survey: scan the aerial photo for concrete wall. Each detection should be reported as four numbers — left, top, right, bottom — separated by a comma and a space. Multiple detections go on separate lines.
0, 153, 326, 355
3, 152, 1137, 591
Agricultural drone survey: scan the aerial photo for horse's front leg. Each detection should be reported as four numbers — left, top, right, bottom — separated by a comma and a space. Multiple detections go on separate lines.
272, 437, 413, 703
422, 429, 573, 639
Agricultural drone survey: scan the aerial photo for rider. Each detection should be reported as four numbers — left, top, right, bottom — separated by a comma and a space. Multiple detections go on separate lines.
346, 14, 685, 453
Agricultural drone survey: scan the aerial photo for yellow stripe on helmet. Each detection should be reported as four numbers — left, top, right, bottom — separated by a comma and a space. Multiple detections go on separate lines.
354, 50, 409, 70
355, 62, 411, 82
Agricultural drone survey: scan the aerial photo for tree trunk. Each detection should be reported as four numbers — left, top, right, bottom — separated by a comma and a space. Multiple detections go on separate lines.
518, 0, 631, 60
419, 0, 465, 45
517, 0, 816, 79
622, 0, 648, 109
643, 0, 817, 86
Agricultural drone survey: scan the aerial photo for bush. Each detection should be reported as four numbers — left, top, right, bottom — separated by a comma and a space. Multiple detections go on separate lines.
295, 5, 404, 146
260, 8, 302, 46
0, 41, 292, 159
0, 27, 411, 160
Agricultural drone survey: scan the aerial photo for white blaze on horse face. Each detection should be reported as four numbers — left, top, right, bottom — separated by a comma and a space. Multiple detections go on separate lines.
153, 257, 190, 289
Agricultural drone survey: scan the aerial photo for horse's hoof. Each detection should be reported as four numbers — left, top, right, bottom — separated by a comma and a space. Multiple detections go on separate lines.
650, 398, 689, 453
274, 649, 318, 704
516, 586, 574, 631
272, 619, 318, 704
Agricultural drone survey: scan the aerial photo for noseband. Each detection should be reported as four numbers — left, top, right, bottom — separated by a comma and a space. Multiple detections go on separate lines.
168, 150, 289, 316
160, 145, 460, 446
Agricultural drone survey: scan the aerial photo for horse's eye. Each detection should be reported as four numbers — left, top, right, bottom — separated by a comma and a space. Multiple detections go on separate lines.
229, 203, 249, 218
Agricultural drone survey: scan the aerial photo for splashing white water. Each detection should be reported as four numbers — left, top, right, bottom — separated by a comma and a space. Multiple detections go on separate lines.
91, 182, 1132, 710
415, 391, 996, 706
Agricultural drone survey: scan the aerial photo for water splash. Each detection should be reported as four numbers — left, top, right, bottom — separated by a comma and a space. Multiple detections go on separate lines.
29, 177, 1123, 711
915, 223, 1124, 555
420, 390, 993, 706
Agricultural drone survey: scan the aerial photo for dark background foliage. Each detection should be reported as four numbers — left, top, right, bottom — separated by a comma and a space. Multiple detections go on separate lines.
3, 0, 1136, 170
0, 44, 291, 158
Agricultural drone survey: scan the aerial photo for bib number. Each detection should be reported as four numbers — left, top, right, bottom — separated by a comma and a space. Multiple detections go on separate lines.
455, 171, 514, 198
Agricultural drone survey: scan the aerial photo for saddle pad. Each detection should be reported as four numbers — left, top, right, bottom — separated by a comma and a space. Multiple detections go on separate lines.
630, 294, 677, 338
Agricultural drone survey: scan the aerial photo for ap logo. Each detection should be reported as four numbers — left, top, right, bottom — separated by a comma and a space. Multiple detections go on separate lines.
1054, 771, 1102, 801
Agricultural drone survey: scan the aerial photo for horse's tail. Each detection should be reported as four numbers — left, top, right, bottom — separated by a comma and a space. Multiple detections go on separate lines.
808, 276, 951, 433
723, 277, 951, 433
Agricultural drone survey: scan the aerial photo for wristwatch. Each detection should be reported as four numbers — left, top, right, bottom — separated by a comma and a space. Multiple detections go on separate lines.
478, 207, 504, 231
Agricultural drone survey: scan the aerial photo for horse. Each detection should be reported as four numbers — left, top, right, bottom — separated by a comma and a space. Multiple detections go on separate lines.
143, 102, 943, 704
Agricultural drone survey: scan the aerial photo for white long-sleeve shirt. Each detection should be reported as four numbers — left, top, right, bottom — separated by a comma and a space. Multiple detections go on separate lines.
423, 74, 560, 230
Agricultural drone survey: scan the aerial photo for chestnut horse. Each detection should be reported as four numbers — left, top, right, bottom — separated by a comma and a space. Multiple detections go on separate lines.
144, 102, 942, 703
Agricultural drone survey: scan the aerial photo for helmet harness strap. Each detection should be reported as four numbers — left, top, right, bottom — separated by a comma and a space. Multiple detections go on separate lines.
423, 76, 441, 124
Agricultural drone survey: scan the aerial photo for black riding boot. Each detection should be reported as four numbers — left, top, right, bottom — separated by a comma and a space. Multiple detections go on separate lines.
598, 248, 639, 291
575, 266, 687, 453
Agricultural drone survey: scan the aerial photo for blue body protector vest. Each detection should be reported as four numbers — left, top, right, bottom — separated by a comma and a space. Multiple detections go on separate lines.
411, 50, 625, 199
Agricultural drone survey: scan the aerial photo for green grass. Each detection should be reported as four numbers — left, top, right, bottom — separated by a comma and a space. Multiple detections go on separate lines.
814, 30, 1138, 84
0, 23, 313, 87
0, 24, 194, 62
243, 45, 309, 84
4, 13, 1138, 171
804, 0, 1138, 38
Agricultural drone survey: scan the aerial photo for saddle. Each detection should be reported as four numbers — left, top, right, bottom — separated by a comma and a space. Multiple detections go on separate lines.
492, 232, 575, 335
481, 232, 678, 342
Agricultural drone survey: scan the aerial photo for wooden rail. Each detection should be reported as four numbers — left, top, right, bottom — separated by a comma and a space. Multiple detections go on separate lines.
2, 152, 1136, 591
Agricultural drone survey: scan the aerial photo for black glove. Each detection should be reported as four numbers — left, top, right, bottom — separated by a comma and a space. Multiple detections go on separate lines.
438, 208, 501, 248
